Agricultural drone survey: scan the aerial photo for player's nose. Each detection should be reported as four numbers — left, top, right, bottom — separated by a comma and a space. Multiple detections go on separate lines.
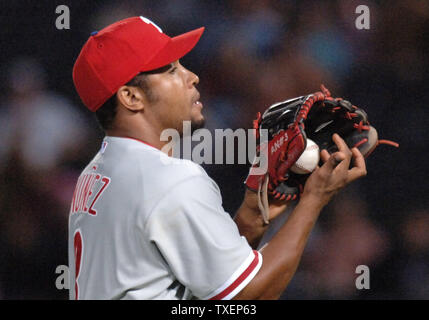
186, 68, 199, 87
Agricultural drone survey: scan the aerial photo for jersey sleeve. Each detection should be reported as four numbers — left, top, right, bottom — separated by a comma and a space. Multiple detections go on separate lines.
145, 174, 262, 300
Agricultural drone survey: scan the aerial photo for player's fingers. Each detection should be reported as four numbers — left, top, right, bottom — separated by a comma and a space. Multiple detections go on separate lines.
320, 149, 330, 163
332, 133, 351, 153
352, 147, 366, 169
332, 134, 352, 170
321, 151, 345, 172
347, 148, 367, 182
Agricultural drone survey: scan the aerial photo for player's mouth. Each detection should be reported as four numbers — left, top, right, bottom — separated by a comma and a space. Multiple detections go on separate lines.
192, 93, 203, 109
193, 100, 203, 108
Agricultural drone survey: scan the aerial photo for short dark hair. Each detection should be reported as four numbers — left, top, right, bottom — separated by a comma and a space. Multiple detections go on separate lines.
94, 63, 172, 131
95, 72, 150, 131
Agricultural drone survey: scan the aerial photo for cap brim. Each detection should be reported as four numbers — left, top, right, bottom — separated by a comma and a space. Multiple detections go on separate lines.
142, 27, 204, 72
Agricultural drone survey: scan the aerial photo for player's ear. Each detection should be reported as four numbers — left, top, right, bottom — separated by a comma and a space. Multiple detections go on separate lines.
116, 85, 145, 112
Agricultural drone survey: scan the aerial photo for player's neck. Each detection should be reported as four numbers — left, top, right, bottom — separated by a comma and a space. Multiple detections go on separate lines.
105, 127, 173, 156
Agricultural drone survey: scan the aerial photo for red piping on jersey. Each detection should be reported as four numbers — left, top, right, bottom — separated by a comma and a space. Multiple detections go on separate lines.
209, 250, 260, 300
122, 136, 159, 150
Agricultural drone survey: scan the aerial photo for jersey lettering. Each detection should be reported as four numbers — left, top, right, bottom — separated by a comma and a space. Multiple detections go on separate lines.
88, 177, 111, 216
70, 172, 111, 216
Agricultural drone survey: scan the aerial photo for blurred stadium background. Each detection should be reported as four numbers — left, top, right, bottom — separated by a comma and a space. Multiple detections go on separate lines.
0, 0, 428, 299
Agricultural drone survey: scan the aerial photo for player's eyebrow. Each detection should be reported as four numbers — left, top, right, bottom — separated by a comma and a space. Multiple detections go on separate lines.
143, 63, 174, 75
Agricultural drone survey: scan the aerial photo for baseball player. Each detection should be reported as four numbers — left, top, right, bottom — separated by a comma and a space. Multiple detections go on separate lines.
69, 16, 367, 300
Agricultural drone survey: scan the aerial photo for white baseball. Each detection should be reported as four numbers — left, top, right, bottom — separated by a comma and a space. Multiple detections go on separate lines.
291, 139, 320, 174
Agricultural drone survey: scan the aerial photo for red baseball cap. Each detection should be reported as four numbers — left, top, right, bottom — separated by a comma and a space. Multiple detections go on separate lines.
73, 16, 204, 112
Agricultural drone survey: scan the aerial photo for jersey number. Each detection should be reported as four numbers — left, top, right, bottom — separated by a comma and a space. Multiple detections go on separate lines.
74, 230, 83, 300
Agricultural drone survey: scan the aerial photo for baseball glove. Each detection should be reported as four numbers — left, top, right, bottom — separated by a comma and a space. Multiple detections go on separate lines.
245, 85, 398, 224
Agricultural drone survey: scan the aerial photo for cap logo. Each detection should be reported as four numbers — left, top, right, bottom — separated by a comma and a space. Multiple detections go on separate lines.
139, 16, 163, 33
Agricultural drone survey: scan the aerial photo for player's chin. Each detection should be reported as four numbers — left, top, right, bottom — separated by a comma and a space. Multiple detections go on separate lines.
190, 107, 205, 130
190, 115, 206, 133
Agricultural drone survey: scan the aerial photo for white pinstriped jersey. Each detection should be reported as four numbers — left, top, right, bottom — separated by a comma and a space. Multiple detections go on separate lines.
68, 136, 262, 300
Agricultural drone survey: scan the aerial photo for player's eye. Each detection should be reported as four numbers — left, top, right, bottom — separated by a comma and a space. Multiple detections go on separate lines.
169, 66, 177, 74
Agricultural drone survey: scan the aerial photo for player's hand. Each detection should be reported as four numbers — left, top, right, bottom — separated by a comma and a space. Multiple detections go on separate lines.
242, 189, 288, 223
267, 197, 289, 221
301, 133, 367, 208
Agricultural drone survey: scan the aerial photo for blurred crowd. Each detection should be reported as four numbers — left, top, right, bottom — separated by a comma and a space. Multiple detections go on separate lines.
0, 0, 428, 299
